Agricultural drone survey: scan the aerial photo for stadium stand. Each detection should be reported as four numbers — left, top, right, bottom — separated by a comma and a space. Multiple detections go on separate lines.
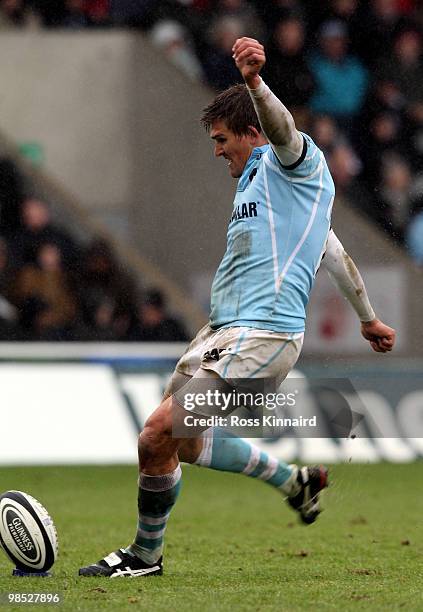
0, 155, 192, 341
2, 0, 419, 261
0, 0, 422, 342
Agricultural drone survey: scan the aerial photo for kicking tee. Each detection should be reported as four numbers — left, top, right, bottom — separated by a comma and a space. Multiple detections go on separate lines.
209, 133, 335, 333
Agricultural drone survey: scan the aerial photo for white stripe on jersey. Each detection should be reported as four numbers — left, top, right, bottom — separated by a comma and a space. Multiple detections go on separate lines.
263, 161, 279, 293
276, 160, 325, 291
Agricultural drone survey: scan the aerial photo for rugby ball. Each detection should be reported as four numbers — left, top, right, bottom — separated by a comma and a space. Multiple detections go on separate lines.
0, 491, 58, 573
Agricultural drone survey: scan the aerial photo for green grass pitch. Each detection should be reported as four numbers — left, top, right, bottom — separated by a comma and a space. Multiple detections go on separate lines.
0, 463, 422, 611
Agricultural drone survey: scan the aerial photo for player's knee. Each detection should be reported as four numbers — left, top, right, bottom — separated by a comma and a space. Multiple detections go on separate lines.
138, 421, 168, 457
138, 426, 158, 463
138, 403, 173, 459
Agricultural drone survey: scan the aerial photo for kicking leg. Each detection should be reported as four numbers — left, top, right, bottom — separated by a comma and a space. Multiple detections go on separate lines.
173, 328, 327, 524
179, 429, 298, 494
179, 429, 328, 524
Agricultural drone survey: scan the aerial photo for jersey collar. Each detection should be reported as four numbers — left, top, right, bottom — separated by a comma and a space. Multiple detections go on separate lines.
237, 145, 269, 192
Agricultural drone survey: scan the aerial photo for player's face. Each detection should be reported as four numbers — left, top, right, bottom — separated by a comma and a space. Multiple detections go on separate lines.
210, 120, 254, 178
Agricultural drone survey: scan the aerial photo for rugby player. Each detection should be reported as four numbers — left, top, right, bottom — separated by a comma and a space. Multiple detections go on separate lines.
80, 38, 395, 578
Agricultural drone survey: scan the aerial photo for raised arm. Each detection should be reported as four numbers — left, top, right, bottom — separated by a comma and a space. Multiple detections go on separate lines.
322, 229, 396, 353
232, 37, 303, 166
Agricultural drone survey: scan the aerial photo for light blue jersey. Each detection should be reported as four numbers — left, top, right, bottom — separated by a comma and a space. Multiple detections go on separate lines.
209, 133, 335, 333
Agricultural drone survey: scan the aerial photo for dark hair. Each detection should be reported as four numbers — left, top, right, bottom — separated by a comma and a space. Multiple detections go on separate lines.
200, 84, 261, 136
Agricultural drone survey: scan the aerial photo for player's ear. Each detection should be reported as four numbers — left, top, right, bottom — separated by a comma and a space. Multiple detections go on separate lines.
246, 125, 261, 143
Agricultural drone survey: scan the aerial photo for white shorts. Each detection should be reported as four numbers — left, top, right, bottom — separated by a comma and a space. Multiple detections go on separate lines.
167, 324, 304, 411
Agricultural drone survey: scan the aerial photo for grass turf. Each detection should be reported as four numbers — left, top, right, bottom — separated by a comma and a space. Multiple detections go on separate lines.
0, 463, 422, 611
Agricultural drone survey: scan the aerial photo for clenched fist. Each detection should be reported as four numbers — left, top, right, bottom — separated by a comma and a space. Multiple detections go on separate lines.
232, 37, 266, 88
361, 319, 396, 353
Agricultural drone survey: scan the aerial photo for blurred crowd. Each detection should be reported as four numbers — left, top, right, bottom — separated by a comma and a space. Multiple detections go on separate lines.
0, 160, 189, 341
0, 1, 423, 277
2, 0, 423, 263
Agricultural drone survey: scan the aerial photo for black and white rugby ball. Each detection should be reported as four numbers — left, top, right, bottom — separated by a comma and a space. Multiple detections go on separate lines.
0, 491, 58, 573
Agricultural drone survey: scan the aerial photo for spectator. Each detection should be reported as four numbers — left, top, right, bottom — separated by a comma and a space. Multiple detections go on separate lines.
61, 0, 90, 28
355, 0, 405, 67
0, 238, 17, 334
77, 238, 137, 333
57, 0, 110, 27
0, 158, 24, 238
312, 115, 361, 192
361, 78, 406, 124
112, 0, 193, 29
373, 153, 416, 240
11, 197, 81, 271
397, 0, 416, 15
404, 102, 423, 171
357, 78, 408, 184
149, 20, 204, 82
201, 15, 245, 90
131, 290, 188, 342
309, 20, 369, 129
380, 29, 423, 172
360, 111, 405, 190
109, 0, 154, 27
405, 173, 423, 266
406, 209, 423, 264
110, 0, 150, 27
379, 29, 423, 106
12, 242, 78, 340
252, 0, 305, 31
84, 0, 110, 27
306, 0, 361, 48
214, 0, 262, 38
329, 144, 361, 191
0, 237, 11, 296
262, 17, 315, 126
79, 294, 119, 341
0, 0, 41, 29
27, 0, 66, 27
312, 113, 337, 150
329, 0, 359, 22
